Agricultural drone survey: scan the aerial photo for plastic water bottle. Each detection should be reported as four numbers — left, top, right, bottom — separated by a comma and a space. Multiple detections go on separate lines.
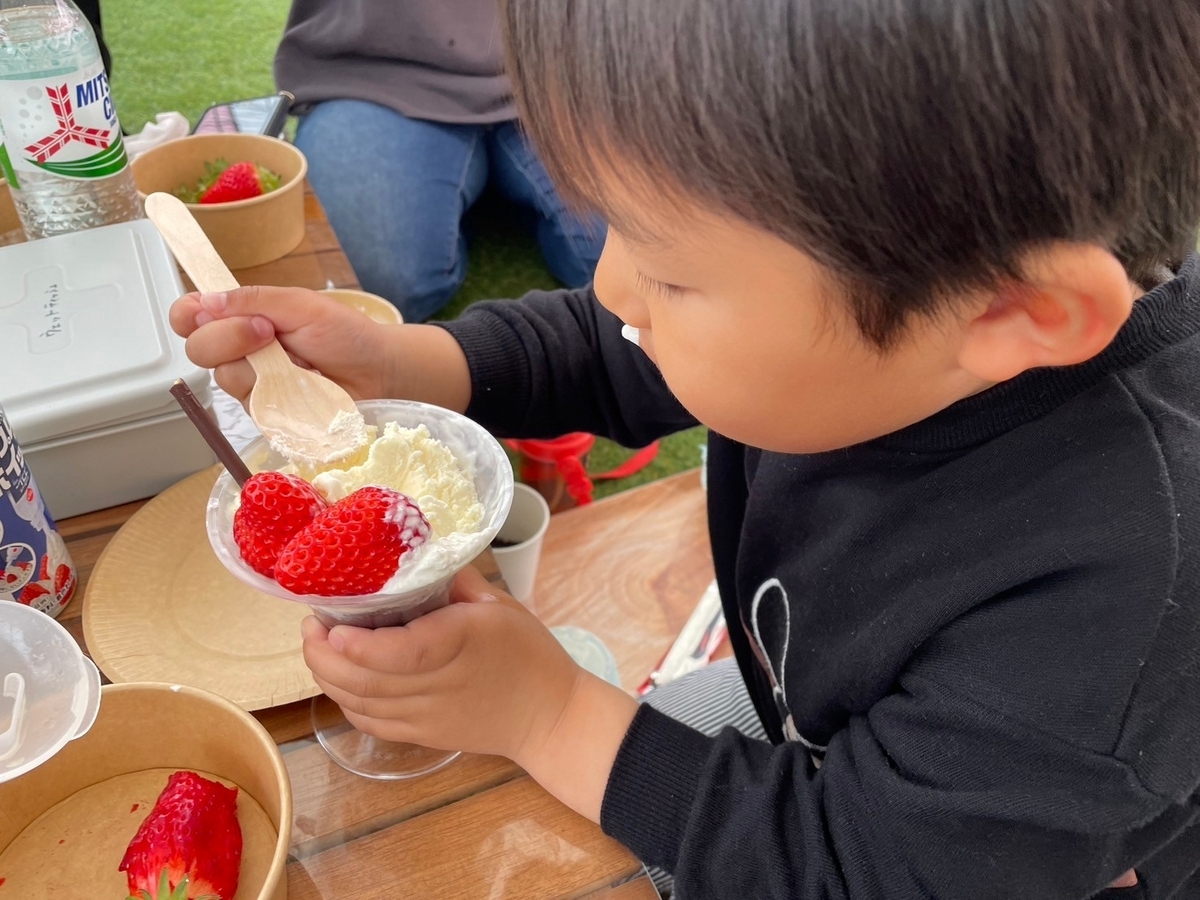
0, 0, 140, 239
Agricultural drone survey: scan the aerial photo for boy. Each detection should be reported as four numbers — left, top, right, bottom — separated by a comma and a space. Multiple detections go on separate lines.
172, 0, 1200, 896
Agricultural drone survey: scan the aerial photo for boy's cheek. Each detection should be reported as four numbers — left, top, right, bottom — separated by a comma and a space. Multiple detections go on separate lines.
637, 329, 658, 363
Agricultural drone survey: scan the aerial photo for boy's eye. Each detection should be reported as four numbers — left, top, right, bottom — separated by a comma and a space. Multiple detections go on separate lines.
634, 269, 684, 299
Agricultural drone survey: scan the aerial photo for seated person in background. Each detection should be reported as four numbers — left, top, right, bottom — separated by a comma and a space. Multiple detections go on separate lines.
274, 0, 605, 322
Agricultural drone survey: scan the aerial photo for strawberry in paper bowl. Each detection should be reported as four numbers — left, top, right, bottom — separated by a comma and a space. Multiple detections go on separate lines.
129, 133, 307, 268
0, 683, 289, 900
173, 159, 283, 205
207, 400, 513, 628
120, 771, 242, 900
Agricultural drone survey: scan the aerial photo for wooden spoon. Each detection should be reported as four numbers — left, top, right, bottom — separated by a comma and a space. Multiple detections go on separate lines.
145, 192, 368, 467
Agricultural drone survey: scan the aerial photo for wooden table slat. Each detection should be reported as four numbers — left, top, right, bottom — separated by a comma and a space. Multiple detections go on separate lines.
285, 738, 520, 856
286, 777, 642, 900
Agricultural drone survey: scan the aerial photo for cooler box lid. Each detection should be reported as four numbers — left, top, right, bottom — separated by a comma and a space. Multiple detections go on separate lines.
0, 219, 209, 445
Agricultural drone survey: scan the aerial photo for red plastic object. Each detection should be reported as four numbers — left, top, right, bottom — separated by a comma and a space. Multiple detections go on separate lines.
507, 433, 659, 512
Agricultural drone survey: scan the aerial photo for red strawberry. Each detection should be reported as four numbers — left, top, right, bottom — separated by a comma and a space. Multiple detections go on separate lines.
55, 563, 75, 604
198, 161, 266, 204
275, 487, 431, 596
119, 770, 242, 900
233, 472, 328, 578
37, 553, 49, 581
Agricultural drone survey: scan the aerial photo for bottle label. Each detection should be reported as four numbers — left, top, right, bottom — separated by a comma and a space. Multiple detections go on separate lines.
0, 411, 76, 618
0, 57, 127, 182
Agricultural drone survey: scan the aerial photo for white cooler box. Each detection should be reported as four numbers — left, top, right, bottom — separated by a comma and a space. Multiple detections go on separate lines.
0, 219, 215, 519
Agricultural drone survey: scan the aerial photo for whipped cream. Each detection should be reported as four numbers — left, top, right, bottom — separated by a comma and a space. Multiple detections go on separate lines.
267, 407, 370, 473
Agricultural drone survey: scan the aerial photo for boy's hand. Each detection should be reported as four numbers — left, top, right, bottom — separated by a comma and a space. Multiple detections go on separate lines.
169, 286, 392, 403
301, 566, 640, 822
301, 567, 583, 761
169, 286, 473, 413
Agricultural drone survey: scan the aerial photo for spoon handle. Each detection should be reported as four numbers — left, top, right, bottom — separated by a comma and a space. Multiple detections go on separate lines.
144, 193, 240, 294
145, 192, 294, 379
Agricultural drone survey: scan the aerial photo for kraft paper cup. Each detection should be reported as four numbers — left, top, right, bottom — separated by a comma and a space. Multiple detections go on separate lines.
0, 682, 290, 900
490, 483, 551, 604
131, 133, 307, 269
319, 288, 403, 325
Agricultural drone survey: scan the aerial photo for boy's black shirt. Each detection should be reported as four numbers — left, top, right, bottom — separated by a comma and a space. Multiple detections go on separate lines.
440, 255, 1200, 900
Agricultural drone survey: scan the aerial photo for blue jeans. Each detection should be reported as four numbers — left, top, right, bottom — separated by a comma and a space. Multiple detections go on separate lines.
294, 99, 606, 322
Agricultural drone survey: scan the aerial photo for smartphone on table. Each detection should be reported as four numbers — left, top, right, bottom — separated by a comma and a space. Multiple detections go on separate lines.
192, 92, 293, 138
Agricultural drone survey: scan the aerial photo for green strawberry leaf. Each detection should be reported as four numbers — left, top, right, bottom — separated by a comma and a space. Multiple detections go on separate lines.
173, 158, 231, 204
255, 163, 282, 194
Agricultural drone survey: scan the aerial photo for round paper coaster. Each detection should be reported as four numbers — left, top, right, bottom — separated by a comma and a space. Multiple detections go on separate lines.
83, 466, 318, 711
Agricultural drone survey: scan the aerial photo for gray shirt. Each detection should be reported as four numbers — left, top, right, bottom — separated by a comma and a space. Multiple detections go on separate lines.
274, 0, 516, 124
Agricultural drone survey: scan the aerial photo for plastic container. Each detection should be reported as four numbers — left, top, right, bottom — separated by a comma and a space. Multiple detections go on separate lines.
508, 434, 661, 512
0, 682, 290, 899
0, 218, 216, 517
0, 0, 142, 240
0, 601, 101, 784
509, 433, 595, 512
131, 133, 307, 270
208, 399, 514, 628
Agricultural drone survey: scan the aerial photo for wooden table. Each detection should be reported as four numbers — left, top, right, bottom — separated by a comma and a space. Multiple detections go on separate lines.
52, 192, 717, 898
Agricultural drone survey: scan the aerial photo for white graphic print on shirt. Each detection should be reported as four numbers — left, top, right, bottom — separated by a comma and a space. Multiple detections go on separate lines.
750, 578, 827, 755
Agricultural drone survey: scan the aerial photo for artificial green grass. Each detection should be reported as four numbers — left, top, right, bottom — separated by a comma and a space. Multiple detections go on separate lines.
105, 0, 290, 134
103, 0, 704, 499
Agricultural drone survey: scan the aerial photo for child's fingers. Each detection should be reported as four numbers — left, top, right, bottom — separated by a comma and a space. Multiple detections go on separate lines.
184, 313, 275, 371
450, 566, 502, 604
196, 285, 343, 333
304, 631, 401, 699
301, 615, 328, 643
307, 614, 460, 685
450, 566, 526, 613
212, 360, 258, 405
168, 293, 205, 338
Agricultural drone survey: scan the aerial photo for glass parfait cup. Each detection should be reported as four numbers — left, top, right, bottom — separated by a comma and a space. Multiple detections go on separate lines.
206, 399, 513, 779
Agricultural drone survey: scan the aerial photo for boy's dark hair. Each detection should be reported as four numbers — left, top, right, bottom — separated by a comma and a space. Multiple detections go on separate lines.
500, 0, 1200, 346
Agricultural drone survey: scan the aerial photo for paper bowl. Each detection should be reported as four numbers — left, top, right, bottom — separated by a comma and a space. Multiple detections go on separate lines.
131, 133, 307, 269
0, 682, 290, 899
207, 399, 514, 627
319, 288, 403, 325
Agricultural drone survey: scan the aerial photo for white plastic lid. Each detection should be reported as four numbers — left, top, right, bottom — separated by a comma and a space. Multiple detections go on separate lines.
0, 219, 209, 444
0, 601, 101, 784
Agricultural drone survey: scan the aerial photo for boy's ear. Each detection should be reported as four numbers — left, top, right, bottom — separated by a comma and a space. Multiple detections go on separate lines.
957, 243, 1135, 383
